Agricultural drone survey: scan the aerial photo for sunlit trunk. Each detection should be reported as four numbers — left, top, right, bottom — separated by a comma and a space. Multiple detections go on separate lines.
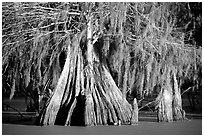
156, 88, 173, 122
130, 98, 138, 125
37, 13, 133, 126
156, 69, 186, 122
172, 71, 186, 121
84, 14, 132, 126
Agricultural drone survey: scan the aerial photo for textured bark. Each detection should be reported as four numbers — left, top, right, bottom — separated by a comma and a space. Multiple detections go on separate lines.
84, 63, 132, 126
37, 40, 84, 126
37, 14, 133, 126
83, 14, 132, 126
130, 98, 138, 125
38, 46, 71, 125
172, 71, 186, 121
155, 70, 186, 122
156, 88, 173, 122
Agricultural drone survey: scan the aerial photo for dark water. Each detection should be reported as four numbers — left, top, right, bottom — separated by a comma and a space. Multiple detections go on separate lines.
2, 96, 202, 135
2, 120, 202, 135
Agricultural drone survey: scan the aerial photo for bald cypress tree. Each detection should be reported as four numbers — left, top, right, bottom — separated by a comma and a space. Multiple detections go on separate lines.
2, 2, 201, 125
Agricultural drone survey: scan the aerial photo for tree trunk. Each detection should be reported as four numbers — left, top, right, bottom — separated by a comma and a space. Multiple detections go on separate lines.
155, 69, 186, 122
172, 71, 186, 121
84, 14, 133, 126
37, 14, 133, 126
37, 45, 72, 125
156, 88, 173, 122
130, 98, 138, 125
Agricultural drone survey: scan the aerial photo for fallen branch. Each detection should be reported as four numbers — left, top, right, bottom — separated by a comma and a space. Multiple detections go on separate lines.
181, 86, 197, 95
138, 100, 157, 111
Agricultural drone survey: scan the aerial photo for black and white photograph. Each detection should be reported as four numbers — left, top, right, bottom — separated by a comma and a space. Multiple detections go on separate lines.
1, 1, 202, 135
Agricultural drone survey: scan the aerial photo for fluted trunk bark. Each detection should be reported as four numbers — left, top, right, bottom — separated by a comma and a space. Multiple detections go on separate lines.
84, 14, 133, 126
37, 14, 133, 126
172, 71, 186, 121
130, 98, 138, 125
156, 88, 173, 122
155, 70, 186, 122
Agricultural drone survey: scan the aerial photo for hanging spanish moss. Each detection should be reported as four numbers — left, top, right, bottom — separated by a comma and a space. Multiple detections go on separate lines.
2, 2, 201, 126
